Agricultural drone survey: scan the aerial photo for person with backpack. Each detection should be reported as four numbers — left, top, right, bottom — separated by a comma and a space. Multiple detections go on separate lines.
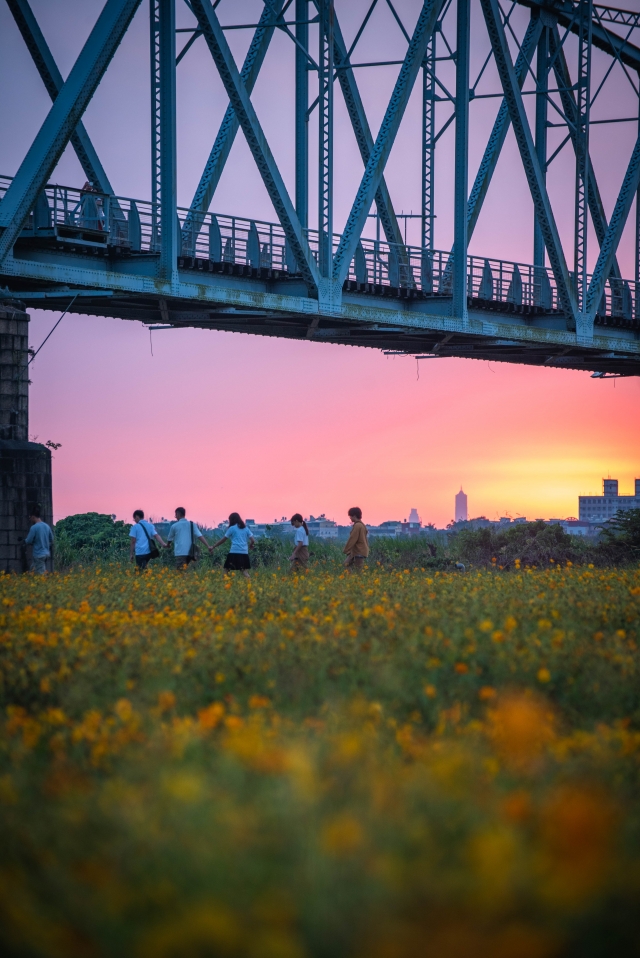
167, 507, 212, 570
129, 510, 167, 570
289, 514, 309, 571
212, 512, 254, 578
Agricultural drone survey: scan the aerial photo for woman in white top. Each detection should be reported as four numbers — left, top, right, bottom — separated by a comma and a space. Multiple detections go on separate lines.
212, 512, 255, 578
289, 514, 309, 571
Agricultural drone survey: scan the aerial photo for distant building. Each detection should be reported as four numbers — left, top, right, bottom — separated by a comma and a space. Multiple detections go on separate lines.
455, 488, 468, 522
306, 514, 339, 538
579, 478, 640, 522
369, 521, 402, 538
401, 508, 422, 535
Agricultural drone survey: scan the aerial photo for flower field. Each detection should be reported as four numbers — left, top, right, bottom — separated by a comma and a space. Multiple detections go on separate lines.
1, 564, 639, 957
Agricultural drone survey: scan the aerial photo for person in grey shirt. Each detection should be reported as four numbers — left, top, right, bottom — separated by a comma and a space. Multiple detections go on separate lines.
25, 507, 54, 574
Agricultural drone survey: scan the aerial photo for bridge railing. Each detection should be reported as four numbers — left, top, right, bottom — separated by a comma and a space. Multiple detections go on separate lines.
1, 175, 638, 322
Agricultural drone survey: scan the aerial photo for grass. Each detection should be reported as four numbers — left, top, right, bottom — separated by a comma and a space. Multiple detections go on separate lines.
1, 563, 639, 957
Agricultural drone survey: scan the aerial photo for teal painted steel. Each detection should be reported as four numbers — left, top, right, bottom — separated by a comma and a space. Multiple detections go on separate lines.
0, 0, 142, 264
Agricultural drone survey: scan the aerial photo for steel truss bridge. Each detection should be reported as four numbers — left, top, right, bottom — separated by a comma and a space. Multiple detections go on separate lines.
1, 0, 640, 376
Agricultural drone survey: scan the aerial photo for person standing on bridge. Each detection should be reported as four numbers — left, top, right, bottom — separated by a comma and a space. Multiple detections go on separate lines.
167, 507, 212, 570
343, 507, 369, 573
129, 510, 167, 571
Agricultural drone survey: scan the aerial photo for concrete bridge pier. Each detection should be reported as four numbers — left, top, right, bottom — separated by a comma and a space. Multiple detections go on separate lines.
0, 305, 52, 573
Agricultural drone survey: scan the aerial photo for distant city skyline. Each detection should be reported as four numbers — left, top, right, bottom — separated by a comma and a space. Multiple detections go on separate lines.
144, 475, 639, 532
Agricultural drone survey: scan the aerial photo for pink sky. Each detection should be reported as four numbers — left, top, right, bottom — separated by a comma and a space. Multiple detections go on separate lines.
2, 1, 639, 527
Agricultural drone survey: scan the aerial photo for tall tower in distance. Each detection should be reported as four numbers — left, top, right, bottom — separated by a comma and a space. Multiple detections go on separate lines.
455, 487, 468, 522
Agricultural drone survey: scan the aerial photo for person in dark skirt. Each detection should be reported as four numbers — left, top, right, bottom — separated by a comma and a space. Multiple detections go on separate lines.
212, 512, 255, 578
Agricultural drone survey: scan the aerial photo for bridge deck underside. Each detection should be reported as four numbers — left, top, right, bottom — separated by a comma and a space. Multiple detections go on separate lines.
4, 250, 638, 377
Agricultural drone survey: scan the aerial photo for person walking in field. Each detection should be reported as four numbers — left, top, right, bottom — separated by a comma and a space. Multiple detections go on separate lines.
25, 507, 54, 574
289, 514, 309, 571
167, 507, 212, 570
343, 506, 369, 573
129, 510, 167, 571
212, 513, 254, 578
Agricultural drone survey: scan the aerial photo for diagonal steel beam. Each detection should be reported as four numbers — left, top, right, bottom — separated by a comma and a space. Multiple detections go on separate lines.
0, 0, 142, 263
480, 0, 577, 322
189, 0, 321, 290
586, 134, 640, 321
6, 0, 115, 196
328, 5, 404, 250
332, 0, 444, 287
467, 14, 542, 241
549, 23, 621, 280
185, 0, 285, 224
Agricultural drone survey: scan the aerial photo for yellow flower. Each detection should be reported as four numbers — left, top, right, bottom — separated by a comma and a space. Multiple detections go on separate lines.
537, 668, 551, 683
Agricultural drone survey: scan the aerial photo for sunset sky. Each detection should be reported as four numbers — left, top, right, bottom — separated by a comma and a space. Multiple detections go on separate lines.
1, 0, 639, 528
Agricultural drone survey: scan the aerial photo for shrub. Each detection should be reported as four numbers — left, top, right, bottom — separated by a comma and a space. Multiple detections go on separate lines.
54, 512, 130, 567
596, 509, 640, 565
452, 519, 589, 567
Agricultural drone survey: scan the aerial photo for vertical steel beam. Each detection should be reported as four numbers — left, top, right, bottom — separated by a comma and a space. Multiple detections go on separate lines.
158, 0, 177, 280
318, 0, 334, 277
533, 22, 549, 268
150, 0, 161, 250
0, 0, 142, 263
574, 0, 592, 313
453, 0, 470, 323
296, 0, 309, 228
636, 108, 640, 300
422, 31, 436, 251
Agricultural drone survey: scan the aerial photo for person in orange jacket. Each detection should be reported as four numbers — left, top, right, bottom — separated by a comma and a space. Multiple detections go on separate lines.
343, 506, 369, 573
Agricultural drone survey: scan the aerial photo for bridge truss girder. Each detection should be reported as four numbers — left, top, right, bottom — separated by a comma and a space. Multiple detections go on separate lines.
0, 0, 639, 376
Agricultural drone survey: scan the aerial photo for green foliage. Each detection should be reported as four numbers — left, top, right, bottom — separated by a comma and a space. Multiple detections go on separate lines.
598, 509, 640, 564
368, 534, 451, 570
452, 519, 586, 567
54, 512, 130, 567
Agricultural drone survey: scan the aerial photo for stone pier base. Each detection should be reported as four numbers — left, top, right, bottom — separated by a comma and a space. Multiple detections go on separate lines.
0, 305, 53, 573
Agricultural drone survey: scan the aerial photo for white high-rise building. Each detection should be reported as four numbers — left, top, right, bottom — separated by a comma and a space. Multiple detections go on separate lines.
455, 487, 468, 522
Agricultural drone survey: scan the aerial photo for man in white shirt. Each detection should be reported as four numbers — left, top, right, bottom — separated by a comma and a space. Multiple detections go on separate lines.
167, 507, 212, 569
129, 510, 167, 570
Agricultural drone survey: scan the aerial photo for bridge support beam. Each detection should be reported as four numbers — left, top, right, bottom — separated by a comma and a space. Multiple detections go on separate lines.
0, 0, 142, 264
453, 0, 470, 325
295, 0, 309, 228
480, 0, 578, 326
332, 0, 444, 287
6, 0, 115, 195
533, 18, 549, 269
159, 0, 178, 282
0, 305, 52, 574
190, 0, 321, 292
